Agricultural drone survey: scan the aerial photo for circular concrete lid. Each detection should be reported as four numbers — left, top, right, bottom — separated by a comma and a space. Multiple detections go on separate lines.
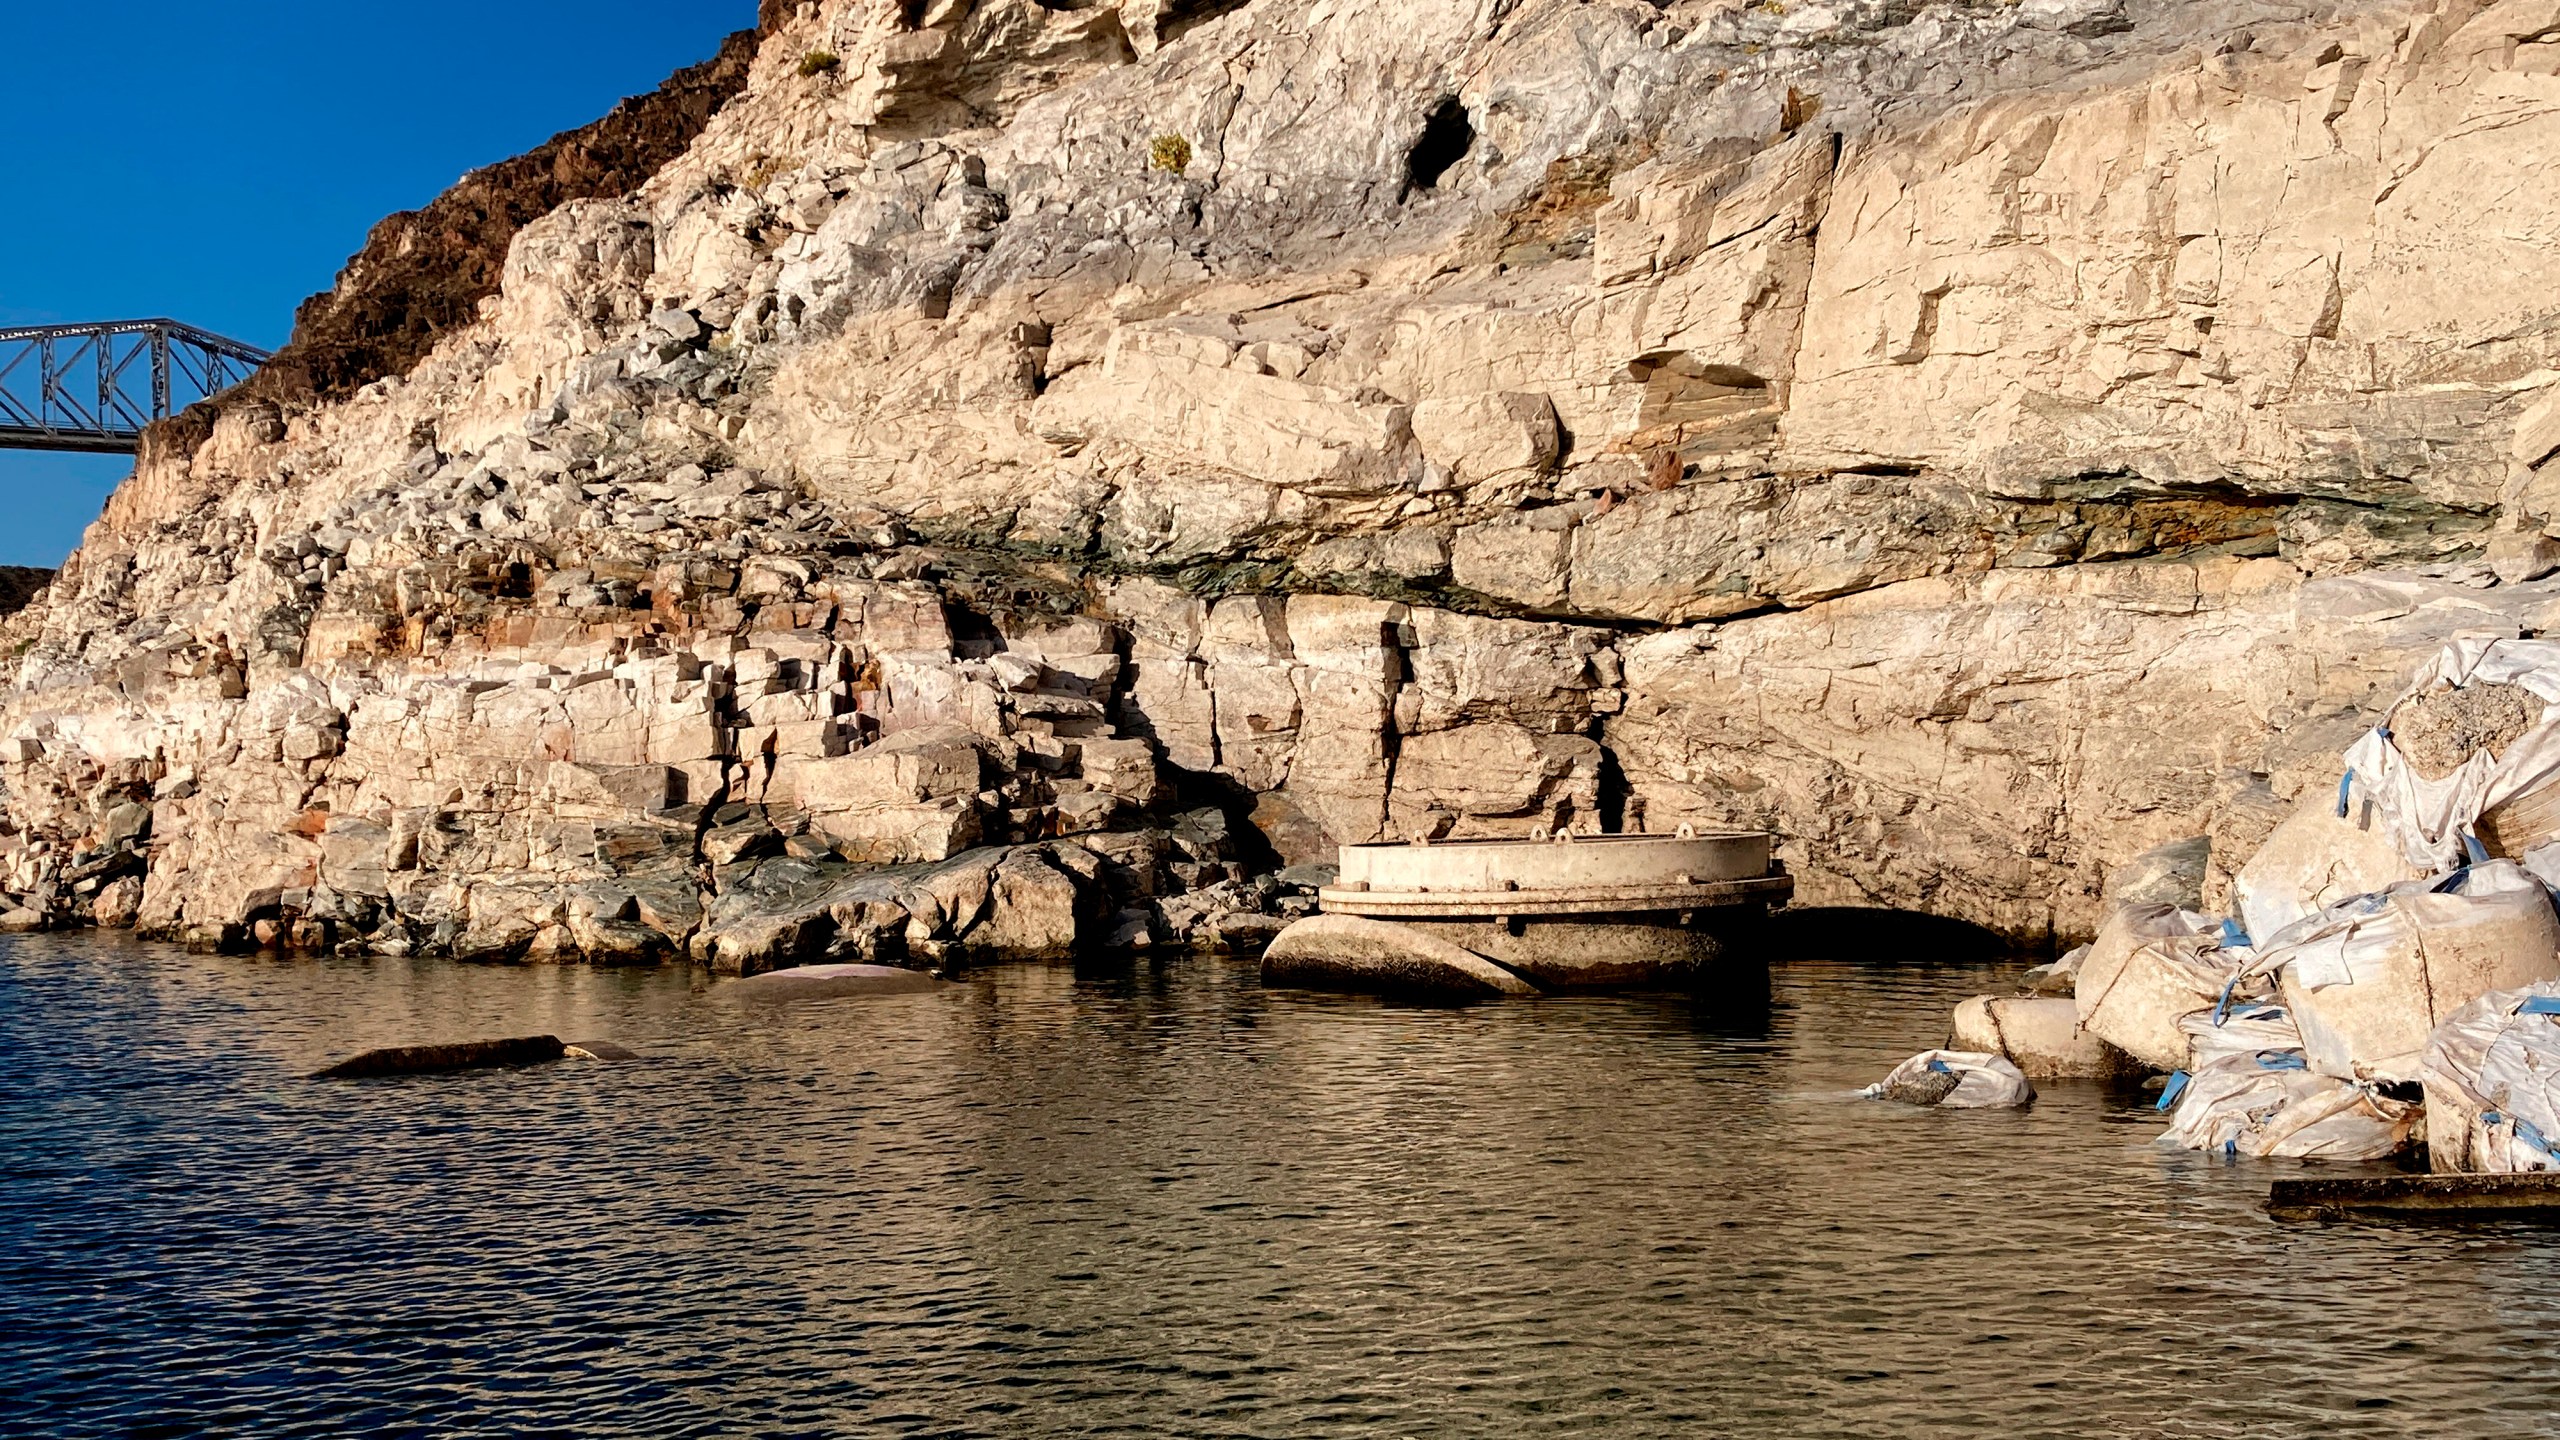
1335, 831, 1772, 894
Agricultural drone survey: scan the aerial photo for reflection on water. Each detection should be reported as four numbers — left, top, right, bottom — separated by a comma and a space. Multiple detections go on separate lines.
5, 934, 2560, 1437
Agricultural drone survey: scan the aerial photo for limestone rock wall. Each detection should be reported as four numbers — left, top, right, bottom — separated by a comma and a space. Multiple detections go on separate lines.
10, 0, 2560, 953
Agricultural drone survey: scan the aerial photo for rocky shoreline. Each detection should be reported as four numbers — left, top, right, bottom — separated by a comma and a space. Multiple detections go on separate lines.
7, 0, 2560, 962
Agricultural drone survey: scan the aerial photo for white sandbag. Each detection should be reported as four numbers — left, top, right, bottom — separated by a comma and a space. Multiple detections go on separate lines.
2075, 904, 2263, 1073
2231, 782, 2416, 944
1952, 994, 2133, 1078
2338, 636, 2560, 872
2419, 981, 2560, 1174
2518, 838, 2560, 902
2017, 943, 2091, 998
2179, 1003, 2301, 1068
2157, 1049, 2419, 1161
2260, 859, 2560, 1085
1862, 1050, 2035, 1109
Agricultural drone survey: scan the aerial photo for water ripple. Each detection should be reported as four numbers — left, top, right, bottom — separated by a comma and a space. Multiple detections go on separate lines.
3, 936, 2559, 1437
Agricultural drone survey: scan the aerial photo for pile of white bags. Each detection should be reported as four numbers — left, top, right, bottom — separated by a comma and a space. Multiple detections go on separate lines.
2074, 904, 2263, 1072
1862, 1050, 2036, 1109
2250, 861, 2560, 1084
2155, 1047, 2420, 1161
2156, 1002, 2424, 1161
2179, 1003, 2301, 1067
2338, 636, 2560, 871
1920, 637, 2560, 1168
2231, 781, 2415, 943
2419, 982, 2560, 1174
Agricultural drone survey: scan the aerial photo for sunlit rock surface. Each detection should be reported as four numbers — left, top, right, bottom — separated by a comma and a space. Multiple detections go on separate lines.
8, 0, 2560, 955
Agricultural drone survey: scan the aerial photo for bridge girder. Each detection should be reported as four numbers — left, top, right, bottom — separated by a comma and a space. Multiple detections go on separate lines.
0, 320, 271, 455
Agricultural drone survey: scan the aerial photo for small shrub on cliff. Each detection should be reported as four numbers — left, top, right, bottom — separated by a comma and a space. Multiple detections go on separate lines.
741, 152, 800, 189
1148, 134, 1193, 175
797, 50, 841, 77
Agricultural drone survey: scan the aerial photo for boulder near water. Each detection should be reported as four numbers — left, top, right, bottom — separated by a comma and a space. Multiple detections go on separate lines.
312, 1035, 568, 1079
719, 962, 951, 1002
1260, 914, 1537, 999
563, 1039, 642, 1060
1951, 995, 2134, 1080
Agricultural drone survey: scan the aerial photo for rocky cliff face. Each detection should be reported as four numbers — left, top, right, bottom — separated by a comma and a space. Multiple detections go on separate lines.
8, 0, 2560, 959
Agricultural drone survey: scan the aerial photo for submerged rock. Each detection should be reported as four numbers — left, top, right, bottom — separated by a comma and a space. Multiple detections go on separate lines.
1951, 994, 2135, 1080
563, 1039, 642, 1060
720, 962, 950, 1002
1261, 914, 1537, 999
1406, 918, 1727, 991
313, 1035, 566, 1079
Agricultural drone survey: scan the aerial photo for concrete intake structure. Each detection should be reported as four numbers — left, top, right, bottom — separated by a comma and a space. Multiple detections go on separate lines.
1267, 831, 1792, 994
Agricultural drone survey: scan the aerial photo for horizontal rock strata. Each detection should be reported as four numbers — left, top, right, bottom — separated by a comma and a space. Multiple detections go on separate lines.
10, 0, 2560, 957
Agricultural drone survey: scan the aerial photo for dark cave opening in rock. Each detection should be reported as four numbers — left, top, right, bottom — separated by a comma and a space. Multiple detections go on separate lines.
1159, 0, 1254, 45
1764, 907, 2023, 964
1406, 95, 1475, 193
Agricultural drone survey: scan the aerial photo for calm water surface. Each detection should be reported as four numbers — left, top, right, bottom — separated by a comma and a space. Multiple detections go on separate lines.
4, 934, 2559, 1438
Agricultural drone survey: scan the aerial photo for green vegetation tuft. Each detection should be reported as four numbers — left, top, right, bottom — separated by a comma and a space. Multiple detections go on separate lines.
1148, 134, 1193, 175
797, 50, 841, 78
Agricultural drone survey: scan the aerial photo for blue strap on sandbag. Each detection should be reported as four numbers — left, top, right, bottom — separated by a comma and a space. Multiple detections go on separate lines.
2214, 918, 2249, 949
1925, 1056, 1951, 1074
2520, 996, 2560, 1017
2483, 1112, 2560, 1166
2463, 830, 2491, 866
2156, 1071, 2190, 1110
2211, 971, 2249, 1025
2254, 1049, 2308, 1071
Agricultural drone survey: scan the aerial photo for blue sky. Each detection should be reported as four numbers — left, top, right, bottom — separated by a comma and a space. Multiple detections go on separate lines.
0, 1, 757, 568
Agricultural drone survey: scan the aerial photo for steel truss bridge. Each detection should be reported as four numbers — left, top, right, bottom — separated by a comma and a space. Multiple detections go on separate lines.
0, 320, 271, 455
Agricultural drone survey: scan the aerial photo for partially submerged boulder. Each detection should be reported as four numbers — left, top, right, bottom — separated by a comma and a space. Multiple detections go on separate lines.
1407, 917, 1725, 990
720, 962, 950, 1002
1951, 994, 2135, 1079
563, 1039, 641, 1060
1261, 914, 1537, 999
313, 1035, 566, 1079
690, 842, 1109, 975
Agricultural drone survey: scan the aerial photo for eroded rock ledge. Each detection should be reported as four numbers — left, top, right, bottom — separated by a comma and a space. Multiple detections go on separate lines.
9, 0, 2560, 958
